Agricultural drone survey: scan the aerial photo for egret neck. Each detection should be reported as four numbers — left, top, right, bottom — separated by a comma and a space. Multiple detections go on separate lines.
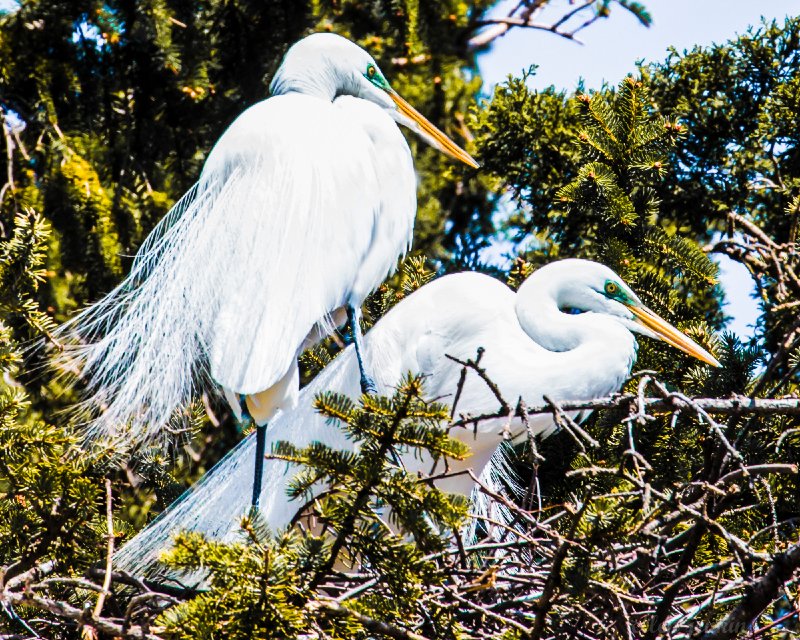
515, 270, 638, 393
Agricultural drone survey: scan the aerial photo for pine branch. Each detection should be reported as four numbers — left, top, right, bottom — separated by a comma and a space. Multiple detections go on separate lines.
307, 388, 415, 590
452, 395, 800, 429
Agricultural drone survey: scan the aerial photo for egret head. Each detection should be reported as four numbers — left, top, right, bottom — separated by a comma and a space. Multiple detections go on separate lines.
270, 33, 479, 168
520, 259, 720, 367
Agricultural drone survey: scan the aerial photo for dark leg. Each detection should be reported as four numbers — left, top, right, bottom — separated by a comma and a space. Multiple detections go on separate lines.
251, 424, 267, 510
347, 305, 376, 394
239, 396, 267, 511
2, 601, 40, 638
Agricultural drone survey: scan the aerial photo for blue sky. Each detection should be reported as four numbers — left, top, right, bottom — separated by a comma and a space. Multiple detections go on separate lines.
478, 0, 798, 90
476, 0, 798, 339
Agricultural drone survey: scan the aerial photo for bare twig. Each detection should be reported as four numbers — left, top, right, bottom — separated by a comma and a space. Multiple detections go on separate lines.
446, 348, 511, 416
542, 394, 599, 450
314, 597, 432, 640
467, 0, 592, 49
81, 479, 114, 640
701, 542, 800, 640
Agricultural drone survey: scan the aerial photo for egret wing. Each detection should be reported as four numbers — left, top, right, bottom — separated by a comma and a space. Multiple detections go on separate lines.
202, 95, 383, 393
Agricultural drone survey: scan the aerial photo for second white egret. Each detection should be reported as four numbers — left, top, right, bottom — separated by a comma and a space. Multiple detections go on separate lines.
113, 259, 719, 581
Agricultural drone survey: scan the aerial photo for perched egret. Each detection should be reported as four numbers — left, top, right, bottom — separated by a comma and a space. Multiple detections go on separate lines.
113, 259, 719, 581
55, 33, 478, 508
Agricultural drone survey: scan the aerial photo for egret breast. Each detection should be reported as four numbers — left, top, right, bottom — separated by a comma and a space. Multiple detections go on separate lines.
333, 96, 417, 303
196, 94, 393, 396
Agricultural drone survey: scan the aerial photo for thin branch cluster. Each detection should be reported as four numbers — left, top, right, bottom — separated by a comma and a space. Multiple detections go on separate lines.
2, 368, 798, 640
468, 0, 652, 49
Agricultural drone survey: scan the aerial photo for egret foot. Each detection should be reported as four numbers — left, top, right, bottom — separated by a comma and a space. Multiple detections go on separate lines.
360, 374, 377, 395
347, 305, 376, 395
251, 423, 268, 510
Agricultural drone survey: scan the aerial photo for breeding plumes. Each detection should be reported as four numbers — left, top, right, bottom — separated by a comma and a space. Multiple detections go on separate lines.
54, 33, 477, 506
113, 259, 719, 582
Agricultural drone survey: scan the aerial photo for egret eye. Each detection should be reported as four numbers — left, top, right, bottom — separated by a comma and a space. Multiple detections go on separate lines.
561, 307, 584, 315
366, 64, 377, 79
604, 281, 619, 296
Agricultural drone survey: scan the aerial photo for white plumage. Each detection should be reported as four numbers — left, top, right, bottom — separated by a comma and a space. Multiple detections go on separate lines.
113, 259, 718, 581
55, 33, 475, 446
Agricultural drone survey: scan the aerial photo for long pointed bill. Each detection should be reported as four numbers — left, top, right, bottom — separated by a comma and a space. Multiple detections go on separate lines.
389, 90, 479, 169
627, 304, 721, 367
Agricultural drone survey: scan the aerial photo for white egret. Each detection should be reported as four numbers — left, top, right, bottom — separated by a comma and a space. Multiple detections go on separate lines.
54, 33, 478, 508
113, 259, 719, 581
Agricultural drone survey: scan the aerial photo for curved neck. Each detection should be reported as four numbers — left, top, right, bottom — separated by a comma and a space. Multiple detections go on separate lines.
515, 277, 586, 352
514, 274, 638, 366
513, 276, 638, 415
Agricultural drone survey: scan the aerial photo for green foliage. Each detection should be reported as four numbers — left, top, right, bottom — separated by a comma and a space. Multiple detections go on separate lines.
0, 210, 58, 341
0, 390, 106, 576
159, 526, 310, 638
2, 3, 800, 638
646, 18, 800, 366
365, 254, 436, 321
472, 70, 580, 243
0, 212, 107, 582
157, 377, 469, 639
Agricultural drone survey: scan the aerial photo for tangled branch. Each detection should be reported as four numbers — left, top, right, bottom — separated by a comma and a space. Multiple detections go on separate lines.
2, 369, 798, 639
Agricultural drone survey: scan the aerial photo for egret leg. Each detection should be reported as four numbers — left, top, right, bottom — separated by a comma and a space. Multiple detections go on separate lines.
238, 396, 267, 512
347, 305, 376, 394
2, 601, 40, 638
251, 424, 267, 511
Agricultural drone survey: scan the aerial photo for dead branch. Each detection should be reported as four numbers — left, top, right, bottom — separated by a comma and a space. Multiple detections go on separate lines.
525, 394, 800, 417
314, 597, 432, 640
468, 0, 590, 49
701, 541, 800, 640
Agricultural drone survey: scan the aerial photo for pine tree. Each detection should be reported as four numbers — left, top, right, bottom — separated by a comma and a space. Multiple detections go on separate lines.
473, 73, 721, 382
1, 3, 799, 639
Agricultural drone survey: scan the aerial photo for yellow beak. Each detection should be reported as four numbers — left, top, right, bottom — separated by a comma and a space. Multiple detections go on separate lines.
389, 90, 479, 169
627, 304, 721, 367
